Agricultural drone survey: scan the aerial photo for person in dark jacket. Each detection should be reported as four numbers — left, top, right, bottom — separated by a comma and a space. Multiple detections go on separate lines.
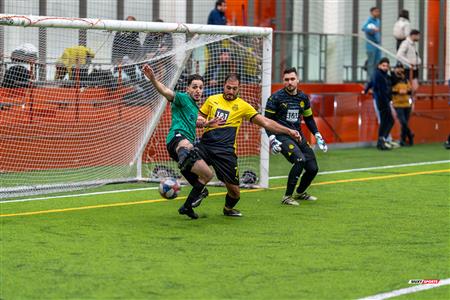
142, 19, 173, 59
2, 44, 37, 88
207, 0, 228, 25
111, 16, 142, 81
364, 57, 394, 150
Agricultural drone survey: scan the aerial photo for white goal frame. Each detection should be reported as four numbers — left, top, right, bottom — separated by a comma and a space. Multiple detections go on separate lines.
0, 14, 272, 198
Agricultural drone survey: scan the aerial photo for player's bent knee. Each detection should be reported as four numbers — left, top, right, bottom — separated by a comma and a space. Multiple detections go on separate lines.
179, 147, 201, 172
197, 167, 213, 184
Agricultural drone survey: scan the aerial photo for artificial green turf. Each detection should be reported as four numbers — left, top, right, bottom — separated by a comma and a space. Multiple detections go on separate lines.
1, 144, 449, 299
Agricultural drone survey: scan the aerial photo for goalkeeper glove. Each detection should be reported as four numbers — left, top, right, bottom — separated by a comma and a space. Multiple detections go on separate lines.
269, 135, 282, 154
314, 133, 328, 152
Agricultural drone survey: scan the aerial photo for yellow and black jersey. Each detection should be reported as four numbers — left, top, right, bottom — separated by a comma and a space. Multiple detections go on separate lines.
199, 93, 259, 151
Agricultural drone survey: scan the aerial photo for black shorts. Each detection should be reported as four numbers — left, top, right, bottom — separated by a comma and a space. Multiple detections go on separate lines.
277, 135, 316, 164
166, 133, 190, 162
196, 142, 239, 185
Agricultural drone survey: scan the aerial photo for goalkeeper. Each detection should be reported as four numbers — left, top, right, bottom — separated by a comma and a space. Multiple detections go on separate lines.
265, 67, 327, 206
142, 64, 223, 219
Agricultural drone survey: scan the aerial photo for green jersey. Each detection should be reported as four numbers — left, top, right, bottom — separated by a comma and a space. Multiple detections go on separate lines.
166, 92, 199, 144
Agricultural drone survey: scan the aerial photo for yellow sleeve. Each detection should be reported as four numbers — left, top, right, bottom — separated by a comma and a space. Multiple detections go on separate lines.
242, 101, 259, 121
199, 97, 212, 117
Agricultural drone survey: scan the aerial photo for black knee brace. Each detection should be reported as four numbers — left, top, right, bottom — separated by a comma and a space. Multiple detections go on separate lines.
179, 147, 201, 172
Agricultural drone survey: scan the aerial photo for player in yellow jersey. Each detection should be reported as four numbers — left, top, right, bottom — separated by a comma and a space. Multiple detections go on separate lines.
195, 73, 301, 217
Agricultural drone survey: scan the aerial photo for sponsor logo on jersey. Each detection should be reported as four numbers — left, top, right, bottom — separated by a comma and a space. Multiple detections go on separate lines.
286, 109, 299, 122
215, 108, 230, 121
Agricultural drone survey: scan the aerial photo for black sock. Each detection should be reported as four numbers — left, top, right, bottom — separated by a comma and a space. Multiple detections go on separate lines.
286, 162, 303, 196
296, 160, 318, 194
177, 147, 189, 163
184, 181, 205, 207
225, 194, 240, 209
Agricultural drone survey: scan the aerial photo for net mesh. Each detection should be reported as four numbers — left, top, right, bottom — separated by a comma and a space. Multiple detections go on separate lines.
0, 17, 267, 199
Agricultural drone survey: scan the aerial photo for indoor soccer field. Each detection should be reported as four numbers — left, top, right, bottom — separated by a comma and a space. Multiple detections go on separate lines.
1, 143, 449, 299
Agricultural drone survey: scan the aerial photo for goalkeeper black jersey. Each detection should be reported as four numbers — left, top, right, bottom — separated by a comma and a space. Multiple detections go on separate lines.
264, 88, 313, 133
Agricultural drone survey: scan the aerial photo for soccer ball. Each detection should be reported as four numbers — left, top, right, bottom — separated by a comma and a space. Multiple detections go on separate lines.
159, 178, 181, 199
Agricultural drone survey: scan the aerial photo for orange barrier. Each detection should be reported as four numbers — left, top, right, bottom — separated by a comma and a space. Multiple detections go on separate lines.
273, 83, 450, 145
1, 83, 448, 173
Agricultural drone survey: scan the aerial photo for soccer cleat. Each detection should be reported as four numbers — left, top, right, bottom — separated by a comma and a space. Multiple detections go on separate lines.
376, 142, 391, 151
178, 205, 199, 219
387, 141, 401, 148
223, 207, 242, 217
294, 192, 318, 201
191, 188, 209, 208
281, 196, 299, 206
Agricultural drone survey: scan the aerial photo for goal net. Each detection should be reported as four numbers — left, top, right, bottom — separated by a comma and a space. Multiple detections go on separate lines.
0, 15, 272, 199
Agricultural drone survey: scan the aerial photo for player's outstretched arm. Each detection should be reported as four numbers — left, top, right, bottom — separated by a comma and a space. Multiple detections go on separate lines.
142, 64, 175, 102
252, 114, 301, 143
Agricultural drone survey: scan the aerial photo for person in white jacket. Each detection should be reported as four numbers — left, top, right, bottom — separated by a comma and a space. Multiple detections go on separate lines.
397, 29, 421, 91
393, 10, 411, 50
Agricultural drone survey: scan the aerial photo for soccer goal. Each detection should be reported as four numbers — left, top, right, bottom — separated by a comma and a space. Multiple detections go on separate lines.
0, 14, 272, 199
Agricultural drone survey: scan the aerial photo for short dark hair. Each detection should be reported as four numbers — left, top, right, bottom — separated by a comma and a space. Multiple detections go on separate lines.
224, 73, 240, 83
378, 57, 390, 65
283, 67, 298, 75
399, 9, 409, 19
370, 7, 379, 12
216, 0, 226, 8
410, 29, 420, 36
187, 74, 204, 86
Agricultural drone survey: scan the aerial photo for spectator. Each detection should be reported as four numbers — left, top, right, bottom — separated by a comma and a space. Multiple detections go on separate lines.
396, 29, 421, 91
207, 0, 228, 26
391, 62, 414, 146
55, 45, 95, 81
362, 7, 381, 81
206, 0, 232, 68
142, 19, 173, 59
393, 9, 411, 50
364, 57, 394, 150
2, 43, 37, 88
203, 48, 236, 96
111, 16, 142, 81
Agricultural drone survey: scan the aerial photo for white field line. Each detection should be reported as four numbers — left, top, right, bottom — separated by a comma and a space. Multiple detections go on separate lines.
358, 278, 450, 300
2, 160, 449, 204
269, 160, 450, 179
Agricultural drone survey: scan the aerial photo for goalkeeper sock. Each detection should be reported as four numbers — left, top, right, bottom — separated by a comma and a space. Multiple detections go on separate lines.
225, 193, 240, 209
184, 181, 205, 207
296, 160, 318, 194
286, 162, 303, 196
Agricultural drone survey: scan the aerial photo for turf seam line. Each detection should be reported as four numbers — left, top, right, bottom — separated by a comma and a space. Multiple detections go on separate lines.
2, 160, 449, 204
358, 278, 450, 300
1, 169, 448, 218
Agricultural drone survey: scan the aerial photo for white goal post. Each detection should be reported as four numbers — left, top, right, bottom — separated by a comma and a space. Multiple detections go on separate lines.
0, 14, 272, 199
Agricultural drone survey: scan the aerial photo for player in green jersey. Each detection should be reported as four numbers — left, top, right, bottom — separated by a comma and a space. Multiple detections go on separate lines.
142, 64, 223, 219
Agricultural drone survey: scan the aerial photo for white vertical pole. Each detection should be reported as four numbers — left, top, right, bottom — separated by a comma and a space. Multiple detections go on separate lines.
259, 30, 273, 188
